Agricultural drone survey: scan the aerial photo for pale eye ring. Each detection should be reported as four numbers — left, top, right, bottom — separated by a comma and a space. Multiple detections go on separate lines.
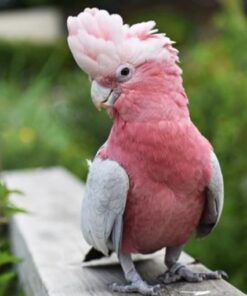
116, 64, 135, 82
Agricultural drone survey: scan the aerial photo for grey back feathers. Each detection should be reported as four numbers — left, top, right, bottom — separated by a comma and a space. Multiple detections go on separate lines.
81, 157, 129, 256
196, 151, 224, 238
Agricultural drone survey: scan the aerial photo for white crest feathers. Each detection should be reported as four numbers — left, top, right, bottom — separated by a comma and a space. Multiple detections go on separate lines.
67, 8, 176, 78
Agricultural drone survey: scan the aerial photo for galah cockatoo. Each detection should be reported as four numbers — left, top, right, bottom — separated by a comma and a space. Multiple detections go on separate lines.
67, 8, 226, 295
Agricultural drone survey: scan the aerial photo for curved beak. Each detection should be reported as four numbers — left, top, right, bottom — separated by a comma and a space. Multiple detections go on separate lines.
91, 80, 120, 110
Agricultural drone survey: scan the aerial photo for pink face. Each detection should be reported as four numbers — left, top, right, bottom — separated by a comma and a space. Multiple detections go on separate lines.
90, 60, 166, 115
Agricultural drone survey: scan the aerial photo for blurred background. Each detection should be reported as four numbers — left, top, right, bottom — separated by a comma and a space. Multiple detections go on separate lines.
0, 0, 247, 295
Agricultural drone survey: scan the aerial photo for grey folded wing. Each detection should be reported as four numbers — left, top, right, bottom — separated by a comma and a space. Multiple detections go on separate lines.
196, 150, 224, 238
81, 157, 129, 255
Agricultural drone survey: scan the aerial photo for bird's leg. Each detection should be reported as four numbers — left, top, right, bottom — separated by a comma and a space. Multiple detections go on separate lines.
110, 252, 161, 295
158, 245, 227, 284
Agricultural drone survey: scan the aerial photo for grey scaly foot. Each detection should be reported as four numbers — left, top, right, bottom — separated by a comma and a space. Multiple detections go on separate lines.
110, 280, 162, 295
158, 263, 228, 284
116, 253, 165, 295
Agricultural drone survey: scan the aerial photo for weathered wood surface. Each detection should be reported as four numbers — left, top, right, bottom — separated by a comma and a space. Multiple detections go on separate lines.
2, 168, 245, 296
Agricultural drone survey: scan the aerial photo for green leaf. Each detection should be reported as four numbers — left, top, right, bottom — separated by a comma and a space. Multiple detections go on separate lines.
5, 206, 27, 217
0, 252, 21, 265
0, 271, 15, 296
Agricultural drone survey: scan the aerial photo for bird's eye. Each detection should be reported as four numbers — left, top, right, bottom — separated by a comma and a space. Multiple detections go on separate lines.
121, 67, 130, 76
116, 64, 134, 82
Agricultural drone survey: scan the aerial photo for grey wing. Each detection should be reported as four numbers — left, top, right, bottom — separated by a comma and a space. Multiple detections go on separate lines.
81, 157, 129, 256
196, 150, 224, 239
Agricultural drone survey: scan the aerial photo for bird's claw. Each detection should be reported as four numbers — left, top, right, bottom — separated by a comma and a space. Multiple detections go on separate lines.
158, 265, 228, 284
110, 281, 163, 295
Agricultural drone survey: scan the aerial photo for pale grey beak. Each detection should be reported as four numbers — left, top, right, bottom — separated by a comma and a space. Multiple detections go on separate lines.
91, 80, 120, 110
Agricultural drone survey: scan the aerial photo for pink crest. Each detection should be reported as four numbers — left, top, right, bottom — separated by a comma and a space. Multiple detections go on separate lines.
67, 8, 176, 78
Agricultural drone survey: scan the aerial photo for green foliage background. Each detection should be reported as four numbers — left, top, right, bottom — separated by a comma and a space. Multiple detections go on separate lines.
0, 182, 24, 296
0, 0, 246, 294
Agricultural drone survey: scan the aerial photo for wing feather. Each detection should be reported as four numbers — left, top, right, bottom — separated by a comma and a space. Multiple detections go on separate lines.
196, 151, 224, 238
81, 157, 129, 255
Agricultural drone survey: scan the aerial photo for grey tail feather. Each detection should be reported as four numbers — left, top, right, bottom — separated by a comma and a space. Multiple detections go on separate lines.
83, 247, 112, 262
196, 222, 216, 239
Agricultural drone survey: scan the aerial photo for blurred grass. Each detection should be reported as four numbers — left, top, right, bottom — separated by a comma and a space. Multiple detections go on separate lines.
0, 41, 112, 179
0, 0, 247, 293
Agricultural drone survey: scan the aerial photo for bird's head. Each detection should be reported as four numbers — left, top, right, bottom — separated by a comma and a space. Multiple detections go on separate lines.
67, 8, 187, 121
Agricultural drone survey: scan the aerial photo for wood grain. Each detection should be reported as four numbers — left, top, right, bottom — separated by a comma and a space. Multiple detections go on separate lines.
1, 168, 245, 296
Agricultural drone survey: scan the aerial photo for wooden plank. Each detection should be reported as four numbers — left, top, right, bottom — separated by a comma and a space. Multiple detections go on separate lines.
1, 168, 245, 296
